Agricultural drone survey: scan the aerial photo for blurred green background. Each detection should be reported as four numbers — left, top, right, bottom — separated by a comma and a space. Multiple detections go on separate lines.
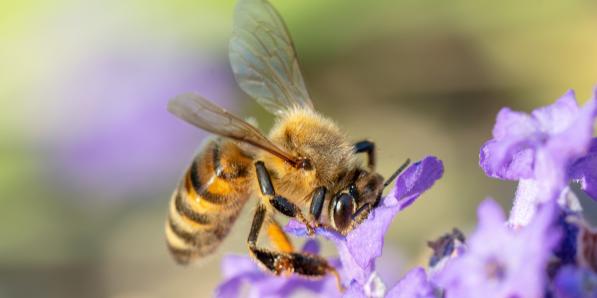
2, 0, 597, 297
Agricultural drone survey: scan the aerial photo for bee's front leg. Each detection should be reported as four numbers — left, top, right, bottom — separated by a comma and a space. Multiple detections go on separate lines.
347, 203, 373, 232
255, 161, 317, 235
247, 203, 343, 291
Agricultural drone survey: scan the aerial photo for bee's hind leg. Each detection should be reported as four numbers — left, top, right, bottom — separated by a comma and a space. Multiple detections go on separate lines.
247, 203, 344, 291
254, 161, 317, 235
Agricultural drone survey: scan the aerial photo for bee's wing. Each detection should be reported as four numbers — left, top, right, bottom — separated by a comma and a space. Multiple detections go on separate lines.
229, 0, 314, 116
168, 93, 299, 164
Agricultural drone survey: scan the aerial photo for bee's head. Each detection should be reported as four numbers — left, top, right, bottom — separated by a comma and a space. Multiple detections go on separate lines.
329, 169, 384, 234
329, 159, 410, 234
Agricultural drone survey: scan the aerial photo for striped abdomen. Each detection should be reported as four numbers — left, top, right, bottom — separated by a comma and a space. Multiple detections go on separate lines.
166, 138, 253, 264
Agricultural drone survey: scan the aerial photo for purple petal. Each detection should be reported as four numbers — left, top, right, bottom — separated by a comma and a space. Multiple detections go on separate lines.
479, 108, 538, 180
552, 265, 597, 298
216, 255, 267, 298
345, 207, 394, 271
215, 279, 243, 298
388, 156, 445, 207
284, 219, 310, 236
480, 139, 536, 180
346, 157, 443, 275
216, 276, 252, 298
386, 267, 435, 298
256, 275, 340, 298
335, 239, 372, 285
531, 90, 579, 134
284, 219, 343, 241
221, 254, 261, 278
492, 108, 538, 140
302, 239, 321, 254
216, 248, 342, 298
476, 198, 506, 228
569, 138, 597, 200
543, 94, 596, 174
344, 281, 368, 298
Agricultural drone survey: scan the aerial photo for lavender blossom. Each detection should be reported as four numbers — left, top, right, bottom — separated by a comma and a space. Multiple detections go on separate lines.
433, 199, 560, 298
285, 156, 444, 297
215, 240, 340, 298
479, 89, 597, 225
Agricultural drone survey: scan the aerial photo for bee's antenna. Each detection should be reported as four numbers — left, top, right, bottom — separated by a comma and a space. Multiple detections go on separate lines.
383, 158, 411, 188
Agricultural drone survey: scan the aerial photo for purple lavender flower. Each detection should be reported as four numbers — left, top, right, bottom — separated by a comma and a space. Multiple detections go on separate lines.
433, 199, 560, 298
215, 239, 340, 298
479, 89, 597, 225
286, 156, 444, 296
552, 265, 597, 298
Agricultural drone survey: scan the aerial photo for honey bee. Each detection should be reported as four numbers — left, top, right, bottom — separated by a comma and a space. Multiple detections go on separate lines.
165, 0, 408, 285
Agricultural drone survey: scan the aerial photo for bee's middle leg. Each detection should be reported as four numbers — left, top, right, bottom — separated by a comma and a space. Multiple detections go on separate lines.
255, 161, 317, 235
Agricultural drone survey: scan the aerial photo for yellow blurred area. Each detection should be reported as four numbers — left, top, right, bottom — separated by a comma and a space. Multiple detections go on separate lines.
1, 0, 596, 297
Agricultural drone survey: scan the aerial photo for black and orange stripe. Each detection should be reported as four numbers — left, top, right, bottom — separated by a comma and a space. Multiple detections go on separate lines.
165, 138, 254, 264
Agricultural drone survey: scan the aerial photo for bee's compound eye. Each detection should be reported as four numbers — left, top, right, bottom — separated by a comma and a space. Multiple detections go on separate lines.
332, 193, 356, 231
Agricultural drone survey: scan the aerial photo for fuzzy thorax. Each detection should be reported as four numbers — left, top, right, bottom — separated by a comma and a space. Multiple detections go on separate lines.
258, 107, 357, 202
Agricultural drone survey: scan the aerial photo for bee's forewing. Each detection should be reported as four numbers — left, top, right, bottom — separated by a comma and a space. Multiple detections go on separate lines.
230, 0, 314, 116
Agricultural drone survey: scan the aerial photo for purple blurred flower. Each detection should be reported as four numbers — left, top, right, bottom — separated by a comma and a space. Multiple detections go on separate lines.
552, 265, 597, 298
286, 156, 444, 296
479, 89, 597, 225
49, 48, 235, 200
434, 199, 559, 298
215, 239, 340, 298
